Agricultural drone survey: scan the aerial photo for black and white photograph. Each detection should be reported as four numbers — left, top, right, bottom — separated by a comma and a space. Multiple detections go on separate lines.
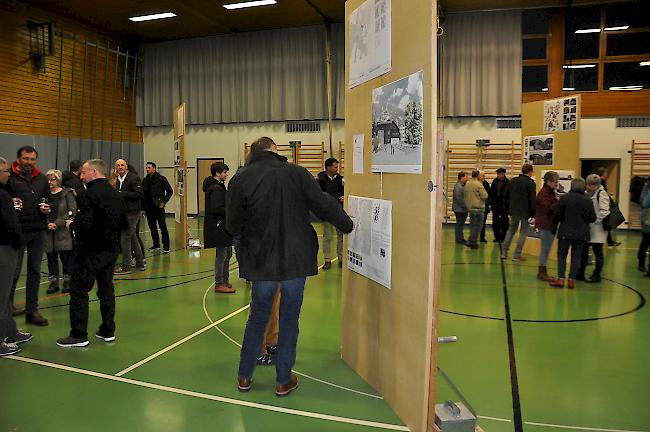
371, 70, 423, 173
525, 134, 555, 166
176, 167, 185, 196
544, 96, 578, 132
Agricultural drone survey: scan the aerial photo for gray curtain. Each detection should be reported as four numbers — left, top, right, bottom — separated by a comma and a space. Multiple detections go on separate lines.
441, 11, 522, 117
137, 24, 345, 127
331, 23, 345, 119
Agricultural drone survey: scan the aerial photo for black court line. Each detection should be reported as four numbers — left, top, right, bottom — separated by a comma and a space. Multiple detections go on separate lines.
499, 255, 524, 432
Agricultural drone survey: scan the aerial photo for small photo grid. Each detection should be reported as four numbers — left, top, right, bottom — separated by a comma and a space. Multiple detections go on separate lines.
348, 250, 363, 268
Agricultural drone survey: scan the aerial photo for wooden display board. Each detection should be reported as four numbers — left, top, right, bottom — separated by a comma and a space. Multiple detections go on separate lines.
339, 140, 345, 175
173, 103, 189, 249
342, 1, 440, 431
629, 140, 650, 230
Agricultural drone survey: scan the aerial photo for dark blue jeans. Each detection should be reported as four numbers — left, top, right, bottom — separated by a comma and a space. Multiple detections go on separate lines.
454, 211, 467, 242
467, 209, 485, 247
10, 231, 45, 314
238, 277, 306, 385
215, 246, 232, 284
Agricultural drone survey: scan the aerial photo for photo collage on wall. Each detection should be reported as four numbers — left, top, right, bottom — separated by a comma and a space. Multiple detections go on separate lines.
544, 96, 578, 132
524, 134, 555, 166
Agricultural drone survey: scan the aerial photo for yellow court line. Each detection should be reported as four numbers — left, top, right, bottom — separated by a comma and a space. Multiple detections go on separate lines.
7, 355, 410, 431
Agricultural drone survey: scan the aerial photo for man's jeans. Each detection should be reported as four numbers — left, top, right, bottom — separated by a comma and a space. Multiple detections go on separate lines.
538, 229, 555, 266
467, 209, 485, 247
10, 231, 45, 314
453, 211, 468, 242
215, 246, 232, 284
0, 245, 19, 341
121, 212, 144, 269
502, 215, 530, 258
238, 277, 306, 385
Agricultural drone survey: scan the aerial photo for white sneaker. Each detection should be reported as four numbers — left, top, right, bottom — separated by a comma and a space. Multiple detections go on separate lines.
0, 341, 21, 356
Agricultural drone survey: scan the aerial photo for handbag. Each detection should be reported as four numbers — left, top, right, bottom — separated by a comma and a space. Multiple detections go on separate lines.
598, 191, 625, 231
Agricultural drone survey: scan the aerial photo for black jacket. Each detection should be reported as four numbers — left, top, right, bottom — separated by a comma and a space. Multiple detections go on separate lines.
62, 170, 85, 196
6, 162, 49, 232
227, 151, 353, 281
0, 187, 22, 249
142, 172, 173, 208
507, 174, 537, 218
203, 176, 218, 193
553, 190, 597, 242
489, 177, 509, 212
204, 181, 233, 248
71, 178, 127, 253
316, 171, 344, 202
116, 172, 144, 214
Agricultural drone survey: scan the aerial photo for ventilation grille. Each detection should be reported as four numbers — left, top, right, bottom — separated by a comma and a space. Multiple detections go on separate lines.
286, 121, 321, 133
616, 117, 650, 128
496, 117, 522, 129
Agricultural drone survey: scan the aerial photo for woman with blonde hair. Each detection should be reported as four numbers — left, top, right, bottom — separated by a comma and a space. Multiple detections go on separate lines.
577, 173, 610, 283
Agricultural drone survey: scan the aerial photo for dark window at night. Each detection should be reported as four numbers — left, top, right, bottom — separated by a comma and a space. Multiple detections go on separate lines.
607, 33, 650, 56
605, 2, 650, 29
523, 38, 547, 60
523, 65, 548, 92
522, 9, 550, 35
565, 6, 601, 60
563, 65, 599, 91
604, 62, 650, 90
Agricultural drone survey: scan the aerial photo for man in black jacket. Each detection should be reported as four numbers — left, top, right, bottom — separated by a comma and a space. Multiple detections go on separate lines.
6, 146, 50, 326
142, 162, 173, 253
317, 157, 345, 269
113, 159, 145, 275
489, 168, 510, 242
62, 159, 85, 196
501, 164, 537, 262
57, 159, 127, 347
227, 137, 353, 397
0, 156, 32, 356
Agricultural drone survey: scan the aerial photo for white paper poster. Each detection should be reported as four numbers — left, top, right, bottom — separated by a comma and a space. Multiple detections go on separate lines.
173, 139, 181, 166
176, 168, 185, 196
544, 96, 578, 132
174, 196, 181, 223
176, 106, 186, 137
353, 134, 365, 174
349, 0, 391, 88
371, 70, 423, 173
524, 134, 554, 166
347, 195, 392, 289
543, 169, 575, 195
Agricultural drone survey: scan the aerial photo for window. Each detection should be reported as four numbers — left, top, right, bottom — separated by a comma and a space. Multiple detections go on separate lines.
522, 9, 551, 93
605, 2, 650, 29
604, 62, 650, 90
523, 38, 547, 60
607, 33, 650, 56
563, 65, 599, 91
523, 66, 548, 92
564, 6, 601, 60
522, 9, 550, 35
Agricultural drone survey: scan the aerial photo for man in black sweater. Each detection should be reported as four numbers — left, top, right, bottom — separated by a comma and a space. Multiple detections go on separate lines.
61, 159, 85, 196
490, 168, 510, 242
142, 162, 173, 253
113, 159, 145, 275
501, 164, 537, 262
317, 157, 345, 269
57, 159, 127, 347
6, 146, 50, 326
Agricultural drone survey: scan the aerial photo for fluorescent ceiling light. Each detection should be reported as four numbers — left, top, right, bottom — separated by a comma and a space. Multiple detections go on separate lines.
563, 64, 596, 69
223, 0, 277, 10
129, 12, 176, 22
609, 85, 643, 91
562, 87, 575, 91
604, 26, 629, 31
575, 28, 601, 34
640, 61, 650, 66
542, 88, 548, 91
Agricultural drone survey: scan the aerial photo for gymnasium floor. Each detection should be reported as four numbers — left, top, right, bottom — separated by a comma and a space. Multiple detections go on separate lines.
1, 220, 648, 432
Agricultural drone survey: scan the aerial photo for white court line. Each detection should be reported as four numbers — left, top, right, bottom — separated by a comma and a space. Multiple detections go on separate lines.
478, 415, 512, 423
16, 280, 49, 292
7, 355, 409, 431
115, 303, 251, 377
524, 422, 649, 432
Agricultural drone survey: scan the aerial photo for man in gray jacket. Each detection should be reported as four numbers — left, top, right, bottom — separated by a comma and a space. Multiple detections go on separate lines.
452, 171, 469, 244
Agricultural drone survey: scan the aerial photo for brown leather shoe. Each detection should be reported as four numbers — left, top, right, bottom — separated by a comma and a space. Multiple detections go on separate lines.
567, 279, 575, 289
275, 373, 299, 397
549, 278, 565, 288
215, 283, 235, 294
26, 312, 49, 326
12, 305, 25, 316
322, 261, 332, 270
237, 377, 252, 392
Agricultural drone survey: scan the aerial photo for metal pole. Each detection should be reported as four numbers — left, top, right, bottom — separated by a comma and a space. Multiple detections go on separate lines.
91, 40, 99, 157
119, 49, 129, 156
55, 36, 64, 169
130, 53, 138, 149
79, 41, 88, 152
325, 23, 334, 157
100, 41, 110, 157
66, 35, 77, 166
110, 46, 120, 154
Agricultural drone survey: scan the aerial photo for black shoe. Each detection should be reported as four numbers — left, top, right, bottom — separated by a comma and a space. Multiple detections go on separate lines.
163, 247, 170, 254
480, 238, 487, 243
46, 277, 59, 294
114, 266, 131, 275
148, 246, 161, 252
56, 336, 89, 348
585, 275, 601, 283
0, 341, 20, 357
5, 330, 33, 345
26, 312, 49, 327
464, 243, 479, 249
95, 331, 116, 342
322, 261, 332, 270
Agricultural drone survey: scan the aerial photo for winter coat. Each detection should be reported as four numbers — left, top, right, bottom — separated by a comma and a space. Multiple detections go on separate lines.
70, 178, 127, 253
553, 190, 596, 242
45, 187, 77, 253
452, 181, 467, 213
489, 177, 510, 212
317, 171, 344, 202
202, 176, 218, 193
116, 172, 144, 214
142, 172, 173, 209
507, 174, 537, 218
482, 180, 491, 211
588, 186, 611, 244
0, 187, 22, 249
61, 170, 85, 196
226, 150, 353, 281
6, 162, 49, 232
641, 181, 650, 234
535, 184, 558, 230
204, 180, 233, 248
464, 178, 488, 211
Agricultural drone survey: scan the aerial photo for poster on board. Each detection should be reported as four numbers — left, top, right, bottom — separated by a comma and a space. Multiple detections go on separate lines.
543, 169, 575, 196
173, 139, 181, 166
176, 105, 186, 137
349, 0, 391, 88
524, 134, 554, 166
544, 96, 578, 132
371, 70, 423, 173
347, 195, 392, 289
176, 167, 185, 196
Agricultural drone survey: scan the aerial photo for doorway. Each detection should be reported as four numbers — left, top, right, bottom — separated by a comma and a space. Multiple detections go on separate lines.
196, 157, 224, 215
580, 159, 620, 200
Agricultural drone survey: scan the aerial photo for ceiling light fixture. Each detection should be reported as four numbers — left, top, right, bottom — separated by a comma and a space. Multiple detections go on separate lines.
575, 28, 601, 34
604, 26, 629, 31
542, 88, 548, 91
609, 85, 643, 91
640, 61, 650, 66
129, 12, 176, 22
562, 87, 575, 91
563, 64, 596, 69
223, 0, 277, 10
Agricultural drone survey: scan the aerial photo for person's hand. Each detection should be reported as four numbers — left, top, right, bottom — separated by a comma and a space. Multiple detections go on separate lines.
339, 196, 344, 203
47, 222, 57, 230
12, 198, 23, 212
159, 202, 165, 209
65, 219, 73, 229
39, 203, 51, 214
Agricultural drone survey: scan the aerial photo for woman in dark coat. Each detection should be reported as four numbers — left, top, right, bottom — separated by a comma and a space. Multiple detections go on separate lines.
535, 171, 559, 281
204, 162, 234, 293
550, 177, 596, 288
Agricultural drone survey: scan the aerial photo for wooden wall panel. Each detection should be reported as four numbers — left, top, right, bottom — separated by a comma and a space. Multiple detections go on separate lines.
0, 2, 140, 144
523, 91, 650, 117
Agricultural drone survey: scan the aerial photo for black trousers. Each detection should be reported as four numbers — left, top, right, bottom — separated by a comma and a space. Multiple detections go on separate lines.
47, 250, 75, 277
579, 243, 604, 278
492, 210, 509, 242
10, 231, 45, 314
145, 206, 170, 249
638, 232, 650, 267
480, 209, 489, 241
69, 251, 117, 339
557, 239, 585, 279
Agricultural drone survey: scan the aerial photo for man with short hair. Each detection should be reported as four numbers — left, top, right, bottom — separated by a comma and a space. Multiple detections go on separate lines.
228, 136, 353, 397
6, 145, 50, 326
62, 159, 85, 196
489, 168, 510, 242
142, 162, 173, 253
113, 159, 145, 275
452, 171, 469, 244
0, 156, 33, 356
317, 157, 345, 269
501, 164, 537, 261
464, 170, 489, 249
478, 172, 491, 243
57, 159, 127, 347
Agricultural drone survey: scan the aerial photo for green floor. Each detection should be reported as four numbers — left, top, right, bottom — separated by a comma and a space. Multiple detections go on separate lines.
1, 220, 648, 431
